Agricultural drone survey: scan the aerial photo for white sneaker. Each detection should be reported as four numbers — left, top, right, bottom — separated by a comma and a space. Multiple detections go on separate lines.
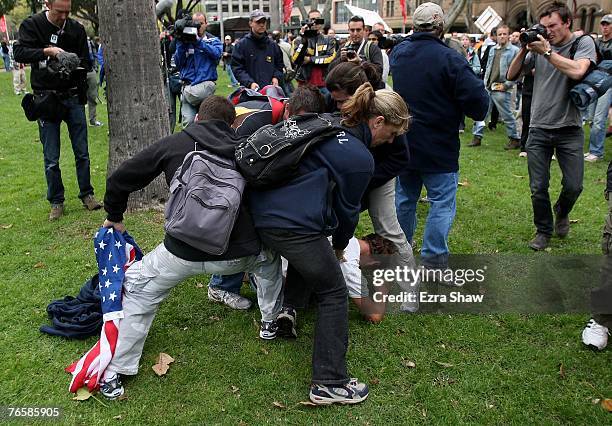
518, 151, 527, 158
552, 154, 557, 161
207, 286, 252, 310
584, 153, 601, 163
582, 319, 609, 350
583, 152, 589, 158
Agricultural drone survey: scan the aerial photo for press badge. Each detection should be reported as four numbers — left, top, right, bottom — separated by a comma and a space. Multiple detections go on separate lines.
50, 34, 58, 44
266, 56, 272, 63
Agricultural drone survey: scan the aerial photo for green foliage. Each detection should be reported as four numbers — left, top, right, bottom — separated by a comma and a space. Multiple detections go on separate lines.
0, 0, 17, 16
0, 69, 610, 424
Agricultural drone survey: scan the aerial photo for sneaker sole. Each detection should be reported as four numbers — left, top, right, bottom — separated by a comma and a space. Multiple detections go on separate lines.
259, 332, 277, 340
309, 392, 369, 405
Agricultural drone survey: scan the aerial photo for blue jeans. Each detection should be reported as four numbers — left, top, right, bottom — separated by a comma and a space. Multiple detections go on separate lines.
38, 96, 94, 205
2, 53, 10, 72
226, 64, 239, 86
209, 272, 243, 294
396, 171, 458, 268
588, 88, 611, 157
473, 90, 519, 139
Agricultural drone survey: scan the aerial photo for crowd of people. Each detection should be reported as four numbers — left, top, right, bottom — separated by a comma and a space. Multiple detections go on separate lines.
10, 0, 611, 406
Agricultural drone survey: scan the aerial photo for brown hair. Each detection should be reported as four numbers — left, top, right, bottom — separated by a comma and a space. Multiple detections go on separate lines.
325, 62, 382, 95
286, 84, 325, 116
341, 82, 409, 133
197, 96, 236, 125
540, 1, 572, 27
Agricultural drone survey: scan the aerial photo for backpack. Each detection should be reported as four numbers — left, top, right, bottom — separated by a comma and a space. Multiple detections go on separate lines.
165, 146, 245, 255
568, 35, 612, 109
228, 86, 286, 124
234, 113, 344, 189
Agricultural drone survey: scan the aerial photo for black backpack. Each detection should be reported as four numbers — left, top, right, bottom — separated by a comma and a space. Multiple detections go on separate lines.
234, 113, 344, 189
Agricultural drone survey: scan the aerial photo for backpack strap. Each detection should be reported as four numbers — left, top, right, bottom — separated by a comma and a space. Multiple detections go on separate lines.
270, 98, 285, 124
364, 40, 372, 62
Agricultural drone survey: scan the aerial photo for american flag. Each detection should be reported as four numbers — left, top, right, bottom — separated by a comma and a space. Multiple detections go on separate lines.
66, 227, 142, 393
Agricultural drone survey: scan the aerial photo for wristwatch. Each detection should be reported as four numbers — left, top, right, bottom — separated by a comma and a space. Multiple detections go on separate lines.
543, 49, 552, 58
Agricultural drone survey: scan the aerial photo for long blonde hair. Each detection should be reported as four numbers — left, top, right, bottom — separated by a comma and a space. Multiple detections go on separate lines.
341, 83, 410, 133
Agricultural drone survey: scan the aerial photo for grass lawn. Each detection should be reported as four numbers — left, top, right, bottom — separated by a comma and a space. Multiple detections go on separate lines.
0, 67, 610, 424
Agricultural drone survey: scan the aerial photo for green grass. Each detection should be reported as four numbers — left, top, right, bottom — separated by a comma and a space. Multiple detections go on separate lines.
0, 67, 610, 424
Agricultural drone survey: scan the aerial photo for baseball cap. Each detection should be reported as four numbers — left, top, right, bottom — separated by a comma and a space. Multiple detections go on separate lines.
601, 14, 612, 24
250, 9, 267, 22
412, 2, 444, 29
224, 35, 231, 40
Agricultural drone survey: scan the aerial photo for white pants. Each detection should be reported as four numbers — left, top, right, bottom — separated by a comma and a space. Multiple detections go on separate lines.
107, 243, 283, 375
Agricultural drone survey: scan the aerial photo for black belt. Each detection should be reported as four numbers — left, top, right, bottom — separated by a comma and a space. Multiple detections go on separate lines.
34, 88, 79, 99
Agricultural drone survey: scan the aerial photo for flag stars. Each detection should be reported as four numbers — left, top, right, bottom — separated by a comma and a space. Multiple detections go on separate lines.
102, 267, 107, 276
98, 240, 107, 250
108, 252, 112, 261
104, 279, 111, 288
114, 241, 122, 249
109, 291, 117, 302
112, 264, 120, 274
107, 228, 114, 234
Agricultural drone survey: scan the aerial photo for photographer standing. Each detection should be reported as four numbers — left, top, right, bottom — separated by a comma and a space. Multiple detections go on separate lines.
173, 12, 222, 127
14, 0, 102, 221
335, 15, 384, 87
507, 2, 597, 250
291, 9, 336, 94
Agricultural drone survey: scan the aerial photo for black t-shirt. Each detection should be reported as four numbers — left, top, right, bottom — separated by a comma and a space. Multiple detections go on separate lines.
13, 12, 91, 91
597, 37, 612, 60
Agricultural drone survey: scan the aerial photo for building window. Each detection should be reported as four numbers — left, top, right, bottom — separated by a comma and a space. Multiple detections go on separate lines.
385, 0, 394, 17
243, 4, 250, 12
208, 3, 217, 12
353, 0, 377, 12
334, 1, 349, 24
579, 8, 587, 31
263, 5, 270, 12
232, 4, 239, 12
222, 4, 228, 12
588, 8, 597, 33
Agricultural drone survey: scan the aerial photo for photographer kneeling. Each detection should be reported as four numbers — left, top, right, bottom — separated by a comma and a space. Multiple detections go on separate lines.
507, 1, 597, 251
173, 12, 222, 128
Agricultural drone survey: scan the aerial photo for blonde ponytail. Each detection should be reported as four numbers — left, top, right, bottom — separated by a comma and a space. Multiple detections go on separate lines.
341, 83, 410, 133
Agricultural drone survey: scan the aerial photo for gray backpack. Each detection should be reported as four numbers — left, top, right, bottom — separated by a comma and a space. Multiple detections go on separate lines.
165, 146, 245, 255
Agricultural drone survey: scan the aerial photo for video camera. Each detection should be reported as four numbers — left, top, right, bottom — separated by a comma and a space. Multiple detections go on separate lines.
300, 18, 324, 38
172, 14, 201, 43
519, 24, 547, 45
378, 34, 404, 51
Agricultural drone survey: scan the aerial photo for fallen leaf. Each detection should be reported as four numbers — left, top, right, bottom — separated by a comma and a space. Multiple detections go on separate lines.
260, 347, 269, 355
602, 399, 612, 412
1, 224, 13, 229
34, 262, 45, 269
569, 219, 580, 224
402, 359, 416, 368
487, 404, 494, 409
434, 361, 454, 368
73, 387, 92, 401
231, 385, 240, 394
439, 344, 446, 349
298, 401, 317, 406
558, 363, 565, 379
511, 174, 525, 179
152, 352, 174, 376
370, 377, 380, 385
113, 414, 122, 420
208, 315, 220, 321
196, 282, 204, 288
592, 398, 601, 404
458, 180, 470, 187
272, 401, 286, 409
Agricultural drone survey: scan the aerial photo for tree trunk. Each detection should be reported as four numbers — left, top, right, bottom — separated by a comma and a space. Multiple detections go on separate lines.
464, 0, 474, 33
444, 0, 467, 32
98, 0, 169, 211
321, 0, 333, 27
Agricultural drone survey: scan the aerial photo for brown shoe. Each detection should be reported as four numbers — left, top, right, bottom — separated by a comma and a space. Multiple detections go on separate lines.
82, 194, 102, 211
554, 214, 570, 238
468, 136, 481, 147
504, 138, 521, 150
49, 204, 64, 221
528, 233, 551, 251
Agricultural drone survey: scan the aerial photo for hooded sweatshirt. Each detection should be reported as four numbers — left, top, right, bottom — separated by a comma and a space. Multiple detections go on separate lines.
104, 120, 260, 261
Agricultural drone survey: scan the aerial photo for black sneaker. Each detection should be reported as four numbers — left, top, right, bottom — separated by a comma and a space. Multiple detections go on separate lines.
100, 373, 124, 400
259, 320, 278, 340
276, 307, 297, 338
309, 378, 369, 405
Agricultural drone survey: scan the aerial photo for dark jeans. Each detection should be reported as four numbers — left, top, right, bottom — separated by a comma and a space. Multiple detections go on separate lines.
520, 94, 532, 151
526, 126, 584, 236
38, 96, 94, 205
258, 228, 349, 385
592, 253, 612, 328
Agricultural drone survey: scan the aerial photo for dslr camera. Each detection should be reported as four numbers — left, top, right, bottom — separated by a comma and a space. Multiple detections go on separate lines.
300, 18, 324, 38
519, 24, 547, 45
345, 45, 357, 60
172, 14, 201, 43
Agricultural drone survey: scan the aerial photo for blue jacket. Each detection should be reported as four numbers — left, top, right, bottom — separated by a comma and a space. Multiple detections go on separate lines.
484, 43, 519, 90
249, 125, 374, 250
390, 32, 489, 173
174, 32, 222, 85
231, 32, 284, 88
